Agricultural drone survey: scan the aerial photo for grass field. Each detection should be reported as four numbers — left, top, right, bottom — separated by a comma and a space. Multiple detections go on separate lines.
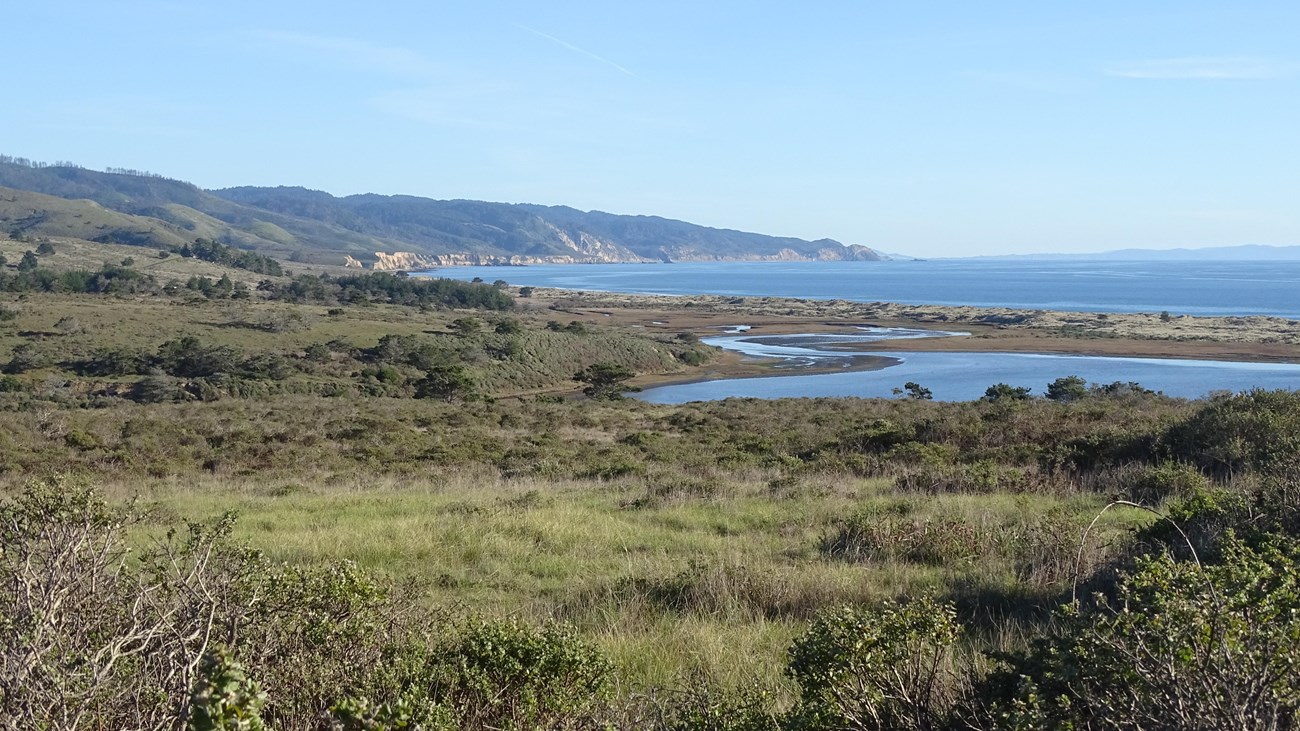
86, 470, 1143, 695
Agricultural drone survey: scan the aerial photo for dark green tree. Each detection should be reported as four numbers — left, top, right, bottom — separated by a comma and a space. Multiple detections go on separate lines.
575, 363, 638, 400
414, 364, 476, 403
1046, 375, 1089, 402
893, 381, 932, 400
982, 383, 1032, 402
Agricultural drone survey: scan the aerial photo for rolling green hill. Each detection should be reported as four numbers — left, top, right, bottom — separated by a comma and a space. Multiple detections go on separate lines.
0, 158, 887, 268
0, 187, 191, 249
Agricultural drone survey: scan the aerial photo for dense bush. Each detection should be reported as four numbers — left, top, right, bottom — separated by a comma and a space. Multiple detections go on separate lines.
784, 598, 963, 731
987, 536, 1300, 730
260, 272, 514, 310
575, 362, 638, 400
1163, 389, 1300, 476
0, 262, 157, 294
173, 238, 284, 276
0, 481, 614, 730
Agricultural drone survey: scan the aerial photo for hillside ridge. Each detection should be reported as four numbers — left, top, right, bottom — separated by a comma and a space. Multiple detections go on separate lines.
0, 158, 886, 268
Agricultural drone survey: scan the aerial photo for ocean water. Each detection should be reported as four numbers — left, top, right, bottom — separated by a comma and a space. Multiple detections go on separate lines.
425, 259, 1300, 319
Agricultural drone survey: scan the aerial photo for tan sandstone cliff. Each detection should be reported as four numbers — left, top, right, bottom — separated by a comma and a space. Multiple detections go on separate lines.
367, 242, 883, 271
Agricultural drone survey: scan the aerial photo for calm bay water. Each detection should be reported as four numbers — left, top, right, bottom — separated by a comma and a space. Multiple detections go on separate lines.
426, 259, 1300, 319
420, 260, 1300, 401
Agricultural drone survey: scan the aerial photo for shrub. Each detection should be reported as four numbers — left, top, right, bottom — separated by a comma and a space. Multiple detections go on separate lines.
187, 649, 268, 731
822, 510, 981, 566
494, 317, 523, 335
982, 383, 1032, 402
156, 336, 240, 378
575, 362, 638, 400
4, 343, 48, 374
76, 347, 147, 376
362, 619, 612, 731
451, 317, 481, 335
54, 315, 85, 334
990, 536, 1300, 730
784, 598, 962, 731
1163, 389, 1300, 476
1137, 487, 1252, 562
1045, 375, 1088, 403
1118, 461, 1208, 505
651, 684, 781, 731
895, 381, 932, 400
677, 348, 709, 366
132, 374, 186, 403
414, 365, 476, 403
0, 481, 242, 728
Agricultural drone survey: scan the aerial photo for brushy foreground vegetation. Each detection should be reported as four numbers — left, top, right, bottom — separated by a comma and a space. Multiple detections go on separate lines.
3, 274, 1300, 728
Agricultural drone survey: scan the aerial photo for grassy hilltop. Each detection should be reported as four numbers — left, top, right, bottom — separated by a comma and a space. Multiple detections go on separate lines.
2, 235, 1300, 729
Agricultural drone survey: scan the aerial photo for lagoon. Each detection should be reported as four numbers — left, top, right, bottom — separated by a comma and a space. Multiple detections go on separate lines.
636, 330, 1300, 403
421, 260, 1300, 402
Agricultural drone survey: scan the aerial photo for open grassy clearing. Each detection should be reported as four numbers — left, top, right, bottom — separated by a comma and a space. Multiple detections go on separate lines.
114, 472, 1146, 693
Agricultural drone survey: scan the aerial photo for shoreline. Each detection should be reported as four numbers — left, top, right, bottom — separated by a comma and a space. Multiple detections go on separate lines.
630, 348, 903, 391
512, 286, 1300, 393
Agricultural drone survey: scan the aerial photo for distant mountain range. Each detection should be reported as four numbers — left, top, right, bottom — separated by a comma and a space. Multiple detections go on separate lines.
967, 244, 1300, 262
0, 158, 886, 269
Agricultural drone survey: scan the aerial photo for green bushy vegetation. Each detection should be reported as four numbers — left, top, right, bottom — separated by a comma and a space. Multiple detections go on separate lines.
170, 237, 285, 275
0, 258, 511, 311
5, 477, 1299, 728
3, 285, 1300, 727
0, 291, 707, 405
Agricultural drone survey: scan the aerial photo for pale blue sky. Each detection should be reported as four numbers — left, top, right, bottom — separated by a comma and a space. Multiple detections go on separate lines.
4, 1, 1298, 256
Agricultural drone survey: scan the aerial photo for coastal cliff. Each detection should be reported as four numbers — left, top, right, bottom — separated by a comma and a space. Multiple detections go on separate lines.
367, 244, 885, 270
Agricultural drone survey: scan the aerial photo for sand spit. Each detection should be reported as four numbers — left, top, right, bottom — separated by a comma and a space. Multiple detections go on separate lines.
524, 288, 1300, 366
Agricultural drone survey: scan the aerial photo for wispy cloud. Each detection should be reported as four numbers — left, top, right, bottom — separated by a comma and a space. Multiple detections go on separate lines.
1108, 56, 1292, 80
246, 30, 441, 77
516, 24, 636, 77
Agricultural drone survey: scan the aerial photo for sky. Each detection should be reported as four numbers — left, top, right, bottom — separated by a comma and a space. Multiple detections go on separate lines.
3, 1, 1298, 257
